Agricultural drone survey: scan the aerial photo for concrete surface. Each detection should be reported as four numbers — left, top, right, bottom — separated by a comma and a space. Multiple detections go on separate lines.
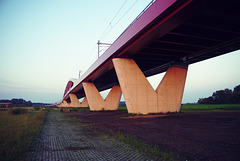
113, 58, 187, 114
83, 83, 122, 111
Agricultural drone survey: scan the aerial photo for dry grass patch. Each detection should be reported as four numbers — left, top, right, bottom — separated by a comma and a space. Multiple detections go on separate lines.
0, 110, 47, 161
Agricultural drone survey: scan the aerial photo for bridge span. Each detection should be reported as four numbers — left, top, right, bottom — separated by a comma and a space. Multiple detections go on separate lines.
59, 0, 240, 114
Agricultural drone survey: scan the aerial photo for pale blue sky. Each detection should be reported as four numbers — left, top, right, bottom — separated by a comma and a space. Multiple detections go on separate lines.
0, 0, 239, 103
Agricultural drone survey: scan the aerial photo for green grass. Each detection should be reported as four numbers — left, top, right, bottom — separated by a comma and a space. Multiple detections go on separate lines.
0, 110, 47, 161
181, 104, 240, 113
65, 104, 240, 116
75, 108, 91, 113
116, 104, 240, 114
65, 107, 128, 113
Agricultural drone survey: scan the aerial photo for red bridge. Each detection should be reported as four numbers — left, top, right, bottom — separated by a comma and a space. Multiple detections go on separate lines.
59, 0, 240, 114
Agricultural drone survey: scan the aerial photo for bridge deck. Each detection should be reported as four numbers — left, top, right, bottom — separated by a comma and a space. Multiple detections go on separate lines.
64, 0, 240, 101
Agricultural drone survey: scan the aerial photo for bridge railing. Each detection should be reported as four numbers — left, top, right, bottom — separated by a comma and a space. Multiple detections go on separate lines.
122, 0, 156, 34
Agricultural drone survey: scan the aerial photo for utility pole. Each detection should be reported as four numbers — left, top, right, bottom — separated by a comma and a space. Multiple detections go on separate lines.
97, 40, 112, 58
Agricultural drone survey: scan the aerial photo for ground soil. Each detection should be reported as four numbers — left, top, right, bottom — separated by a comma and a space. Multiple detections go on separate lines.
70, 111, 240, 161
26, 111, 151, 160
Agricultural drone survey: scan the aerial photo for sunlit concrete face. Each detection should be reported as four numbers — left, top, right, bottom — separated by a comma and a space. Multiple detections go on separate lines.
69, 94, 81, 107
58, 100, 70, 107
82, 83, 122, 111
69, 94, 89, 108
58, 95, 88, 108
113, 58, 188, 114
79, 97, 88, 108
156, 65, 188, 113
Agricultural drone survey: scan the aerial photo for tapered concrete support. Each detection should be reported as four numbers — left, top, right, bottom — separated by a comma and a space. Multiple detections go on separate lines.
69, 94, 81, 107
156, 65, 188, 113
105, 86, 122, 110
82, 82, 122, 111
58, 100, 70, 107
113, 58, 188, 114
69, 94, 88, 108
79, 97, 88, 108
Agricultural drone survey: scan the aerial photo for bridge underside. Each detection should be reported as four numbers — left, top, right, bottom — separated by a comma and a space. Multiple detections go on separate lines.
74, 0, 240, 95
60, 0, 240, 114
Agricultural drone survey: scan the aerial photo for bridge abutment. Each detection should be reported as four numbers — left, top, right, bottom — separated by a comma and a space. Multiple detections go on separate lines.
82, 82, 122, 111
113, 58, 188, 114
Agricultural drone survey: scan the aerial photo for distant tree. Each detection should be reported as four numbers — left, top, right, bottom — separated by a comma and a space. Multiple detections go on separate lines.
26, 101, 33, 107
198, 84, 240, 104
198, 96, 214, 104
0, 100, 10, 103
11, 98, 32, 107
0, 98, 32, 107
233, 85, 240, 103
212, 89, 232, 104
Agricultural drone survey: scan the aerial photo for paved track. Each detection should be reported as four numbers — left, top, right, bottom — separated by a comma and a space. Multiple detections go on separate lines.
26, 111, 151, 161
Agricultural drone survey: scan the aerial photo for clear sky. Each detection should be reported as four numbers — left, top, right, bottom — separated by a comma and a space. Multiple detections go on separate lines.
0, 0, 239, 103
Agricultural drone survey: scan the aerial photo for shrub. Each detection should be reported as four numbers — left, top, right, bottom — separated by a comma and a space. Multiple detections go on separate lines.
10, 108, 28, 115
34, 106, 41, 111
70, 108, 77, 112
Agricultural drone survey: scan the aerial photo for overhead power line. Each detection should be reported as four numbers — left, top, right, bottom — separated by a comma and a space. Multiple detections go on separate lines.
99, 0, 128, 41
99, 0, 141, 41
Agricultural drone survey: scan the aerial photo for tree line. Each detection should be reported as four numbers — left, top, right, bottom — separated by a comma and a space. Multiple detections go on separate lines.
198, 84, 240, 104
0, 98, 32, 107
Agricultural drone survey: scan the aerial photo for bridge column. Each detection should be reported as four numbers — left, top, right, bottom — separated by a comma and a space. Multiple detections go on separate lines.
82, 82, 122, 111
69, 94, 81, 107
156, 64, 188, 113
79, 97, 88, 108
113, 58, 188, 114
58, 100, 71, 107
68, 94, 88, 108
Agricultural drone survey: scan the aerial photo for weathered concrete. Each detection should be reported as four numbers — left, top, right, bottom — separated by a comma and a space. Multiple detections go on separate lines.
113, 58, 187, 114
26, 111, 151, 160
82, 83, 122, 111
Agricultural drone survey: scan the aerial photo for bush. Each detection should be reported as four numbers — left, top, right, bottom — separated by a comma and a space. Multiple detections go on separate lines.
70, 108, 77, 112
10, 108, 28, 115
34, 106, 41, 111
0, 105, 6, 108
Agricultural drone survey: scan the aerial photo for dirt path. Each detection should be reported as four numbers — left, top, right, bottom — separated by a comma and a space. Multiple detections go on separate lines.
71, 111, 240, 161
26, 111, 152, 161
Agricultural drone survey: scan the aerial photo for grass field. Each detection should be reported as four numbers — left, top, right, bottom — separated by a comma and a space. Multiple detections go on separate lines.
0, 109, 47, 161
67, 104, 240, 114
181, 104, 240, 113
